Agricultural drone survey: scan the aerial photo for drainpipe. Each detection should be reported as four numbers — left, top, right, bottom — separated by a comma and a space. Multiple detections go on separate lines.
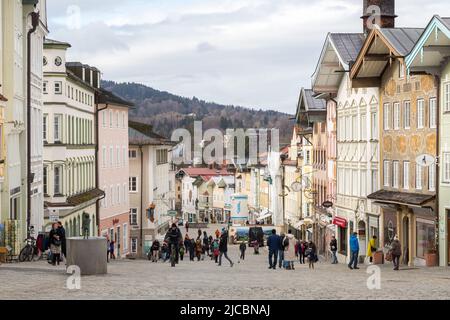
26, 10, 40, 239
94, 91, 109, 236
139, 145, 144, 256
435, 75, 441, 262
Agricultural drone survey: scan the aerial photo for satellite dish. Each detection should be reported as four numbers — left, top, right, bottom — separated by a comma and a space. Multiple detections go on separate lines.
415, 154, 436, 168
291, 182, 302, 192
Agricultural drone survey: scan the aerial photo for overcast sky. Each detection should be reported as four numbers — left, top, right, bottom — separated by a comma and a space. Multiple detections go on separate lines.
47, 0, 449, 114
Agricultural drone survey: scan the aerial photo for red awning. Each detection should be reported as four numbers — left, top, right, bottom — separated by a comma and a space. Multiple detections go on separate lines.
333, 217, 347, 228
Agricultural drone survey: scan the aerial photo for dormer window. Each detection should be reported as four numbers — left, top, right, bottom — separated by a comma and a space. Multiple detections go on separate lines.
55, 56, 62, 66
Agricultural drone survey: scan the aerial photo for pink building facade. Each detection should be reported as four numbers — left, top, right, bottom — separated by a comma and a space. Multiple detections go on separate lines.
97, 89, 133, 258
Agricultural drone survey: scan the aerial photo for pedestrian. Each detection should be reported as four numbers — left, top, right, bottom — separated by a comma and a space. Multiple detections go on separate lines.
330, 236, 338, 264
184, 235, 191, 259
267, 229, 280, 269
195, 239, 202, 261
300, 241, 307, 264
179, 245, 185, 261
278, 233, 285, 269
161, 242, 169, 262
49, 223, 62, 266
215, 229, 220, 239
110, 240, 116, 260
218, 228, 234, 267
367, 235, 378, 264
150, 240, 160, 262
185, 221, 189, 234
390, 235, 402, 271
306, 241, 317, 270
197, 229, 202, 241
57, 221, 66, 263
239, 242, 247, 261
283, 230, 297, 270
208, 235, 214, 259
212, 238, 220, 263
203, 231, 210, 257
348, 232, 360, 270
190, 238, 195, 261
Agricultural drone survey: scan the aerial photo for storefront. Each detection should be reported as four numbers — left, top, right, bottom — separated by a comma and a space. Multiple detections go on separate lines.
333, 216, 348, 259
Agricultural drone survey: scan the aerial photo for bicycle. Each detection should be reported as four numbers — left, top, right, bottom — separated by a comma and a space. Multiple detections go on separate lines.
19, 238, 39, 262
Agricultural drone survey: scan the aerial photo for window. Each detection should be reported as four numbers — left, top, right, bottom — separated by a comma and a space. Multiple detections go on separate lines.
122, 112, 126, 128
110, 146, 114, 166
371, 170, 378, 194
417, 99, 425, 129
43, 114, 48, 141
130, 208, 138, 225
444, 153, 450, 183
43, 166, 48, 195
54, 81, 62, 94
54, 114, 62, 142
403, 101, 411, 129
109, 110, 113, 127
117, 147, 121, 167
131, 238, 137, 254
102, 147, 107, 167
352, 116, 358, 141
392, 161, 399, 188
403, 162, 410, 190
416, 220, 435, 258
43, 81, 48, 94
156, 149, 168, 165
429, 98, 437, 129
361, 170, 366, 197
383, 103, 390, 130
429, 164, 436, 192
129, 177, 138, 192
416, 164, 423, 189
54, 165, 62, 195
399, 61, 405, 78
371, 112, 378, 140
102, 111, 106, 127
117, 185, 121, 205
352, 170, 359, 197
110, 186, 114, 206
384, 161, 390, 187
123, 224, 128, 251
444, 82, 450, 112
123, 184, 127, 204
129, 150, 137, 159
393, 103, 400, 130
306, 150, 311, 165
361, 114, 367, 141
116, 112, 119, 128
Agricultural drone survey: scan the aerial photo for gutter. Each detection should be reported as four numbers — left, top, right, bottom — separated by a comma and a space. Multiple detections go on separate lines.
26, 10, 40, 238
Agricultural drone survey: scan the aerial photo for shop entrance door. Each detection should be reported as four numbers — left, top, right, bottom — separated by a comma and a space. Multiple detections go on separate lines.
402, 217, 409, 265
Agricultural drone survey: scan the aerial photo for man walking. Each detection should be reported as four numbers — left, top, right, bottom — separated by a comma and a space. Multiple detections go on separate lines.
330, 236, 338, 264
348, 232, 360, 270
267, 229, 280, 269
239, 242, 247, 261
218, 228, 234, 267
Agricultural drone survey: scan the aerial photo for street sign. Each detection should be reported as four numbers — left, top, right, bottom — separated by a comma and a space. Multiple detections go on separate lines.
167, 210, 177, 217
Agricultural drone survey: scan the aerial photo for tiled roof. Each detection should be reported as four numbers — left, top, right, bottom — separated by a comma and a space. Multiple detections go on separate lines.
330, 33, 365, 64
44, 38, 71, 48
438, 16, 450, 29
304, 89, 326, 111
97, 88, 134, 108
379, 28, 424, 56
129, 121, 173, 146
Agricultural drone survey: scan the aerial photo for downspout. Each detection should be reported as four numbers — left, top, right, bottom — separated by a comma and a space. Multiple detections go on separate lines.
139, 145, 144, 255
94, 91, 109, 236
435, 75, 441, 262
26, 10, 40, 239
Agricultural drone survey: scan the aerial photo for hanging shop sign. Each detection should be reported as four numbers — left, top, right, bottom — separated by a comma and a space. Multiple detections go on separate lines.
322, 201, 333, 208
332, 216, 347, 228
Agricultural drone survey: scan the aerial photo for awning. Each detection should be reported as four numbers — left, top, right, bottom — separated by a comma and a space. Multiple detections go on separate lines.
256, 213, 272, 222
303, 217, 314, 225
368, 190, 435, 207
333, 216, 347, 228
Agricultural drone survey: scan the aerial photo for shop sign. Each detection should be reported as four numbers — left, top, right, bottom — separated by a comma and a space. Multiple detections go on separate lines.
322, 201, 333, 208
333, 216, 347, 228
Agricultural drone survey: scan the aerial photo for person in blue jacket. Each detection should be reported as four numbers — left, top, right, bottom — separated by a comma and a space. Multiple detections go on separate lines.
348, 232, 360, 270
267, 229, 281, 269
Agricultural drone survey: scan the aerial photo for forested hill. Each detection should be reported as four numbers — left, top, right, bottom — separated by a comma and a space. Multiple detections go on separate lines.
102, 81, 294, 144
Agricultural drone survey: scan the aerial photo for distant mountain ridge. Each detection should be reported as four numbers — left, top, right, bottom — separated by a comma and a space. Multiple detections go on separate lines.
102, 80, 294, 144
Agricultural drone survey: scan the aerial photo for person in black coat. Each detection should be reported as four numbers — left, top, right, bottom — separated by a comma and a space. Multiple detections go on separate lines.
57, 221, 66, 261
165, 224, 182, 263
203, 231, 210, 257
267, 229, 281, 269
218, 228, 234, 267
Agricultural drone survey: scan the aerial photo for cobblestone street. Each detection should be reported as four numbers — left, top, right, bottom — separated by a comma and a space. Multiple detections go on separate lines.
1, 224, 449, 300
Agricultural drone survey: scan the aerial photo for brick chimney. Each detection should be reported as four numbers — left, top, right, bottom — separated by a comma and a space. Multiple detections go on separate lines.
362, 0, 397, 34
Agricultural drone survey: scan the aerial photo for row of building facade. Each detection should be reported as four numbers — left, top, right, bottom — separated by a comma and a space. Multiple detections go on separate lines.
0, 0, 176, 259
250, 0, 450, 267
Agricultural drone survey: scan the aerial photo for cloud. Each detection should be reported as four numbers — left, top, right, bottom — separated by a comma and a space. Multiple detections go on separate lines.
46, 0, 450, 113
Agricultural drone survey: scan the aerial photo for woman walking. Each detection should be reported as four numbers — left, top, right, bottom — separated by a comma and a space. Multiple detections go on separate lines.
284, 230, 297, 270
306, 241, 317, 270
49, 223, 62, 266
390, 235, 402, 271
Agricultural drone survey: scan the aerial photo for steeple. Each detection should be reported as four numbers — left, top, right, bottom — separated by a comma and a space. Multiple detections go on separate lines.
362, 0, 397, 34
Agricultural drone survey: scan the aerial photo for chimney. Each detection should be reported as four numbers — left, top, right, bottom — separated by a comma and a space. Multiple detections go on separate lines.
362, 0, 397, 35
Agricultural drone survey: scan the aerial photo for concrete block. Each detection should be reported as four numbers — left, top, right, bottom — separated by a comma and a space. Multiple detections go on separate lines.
66, 237, 107, 275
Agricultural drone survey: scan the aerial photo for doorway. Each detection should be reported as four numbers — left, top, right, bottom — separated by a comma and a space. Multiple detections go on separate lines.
402, 217, 409, 265
358, 221, 367, 257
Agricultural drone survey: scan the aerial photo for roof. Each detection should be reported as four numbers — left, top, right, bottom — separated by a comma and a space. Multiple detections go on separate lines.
177, 167, 233, 178
44, 38, 71, 49
97, 88, 134, 108
129, 121, 173, 146
351, 27, 424, 81
406, 15, 450, 70
295, 88, 326, 127
368, 190, 435, 207
66, 69, 96, 91
329, 33, 365, 65
44, 188, 105, 210
378, 28, 424, 56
